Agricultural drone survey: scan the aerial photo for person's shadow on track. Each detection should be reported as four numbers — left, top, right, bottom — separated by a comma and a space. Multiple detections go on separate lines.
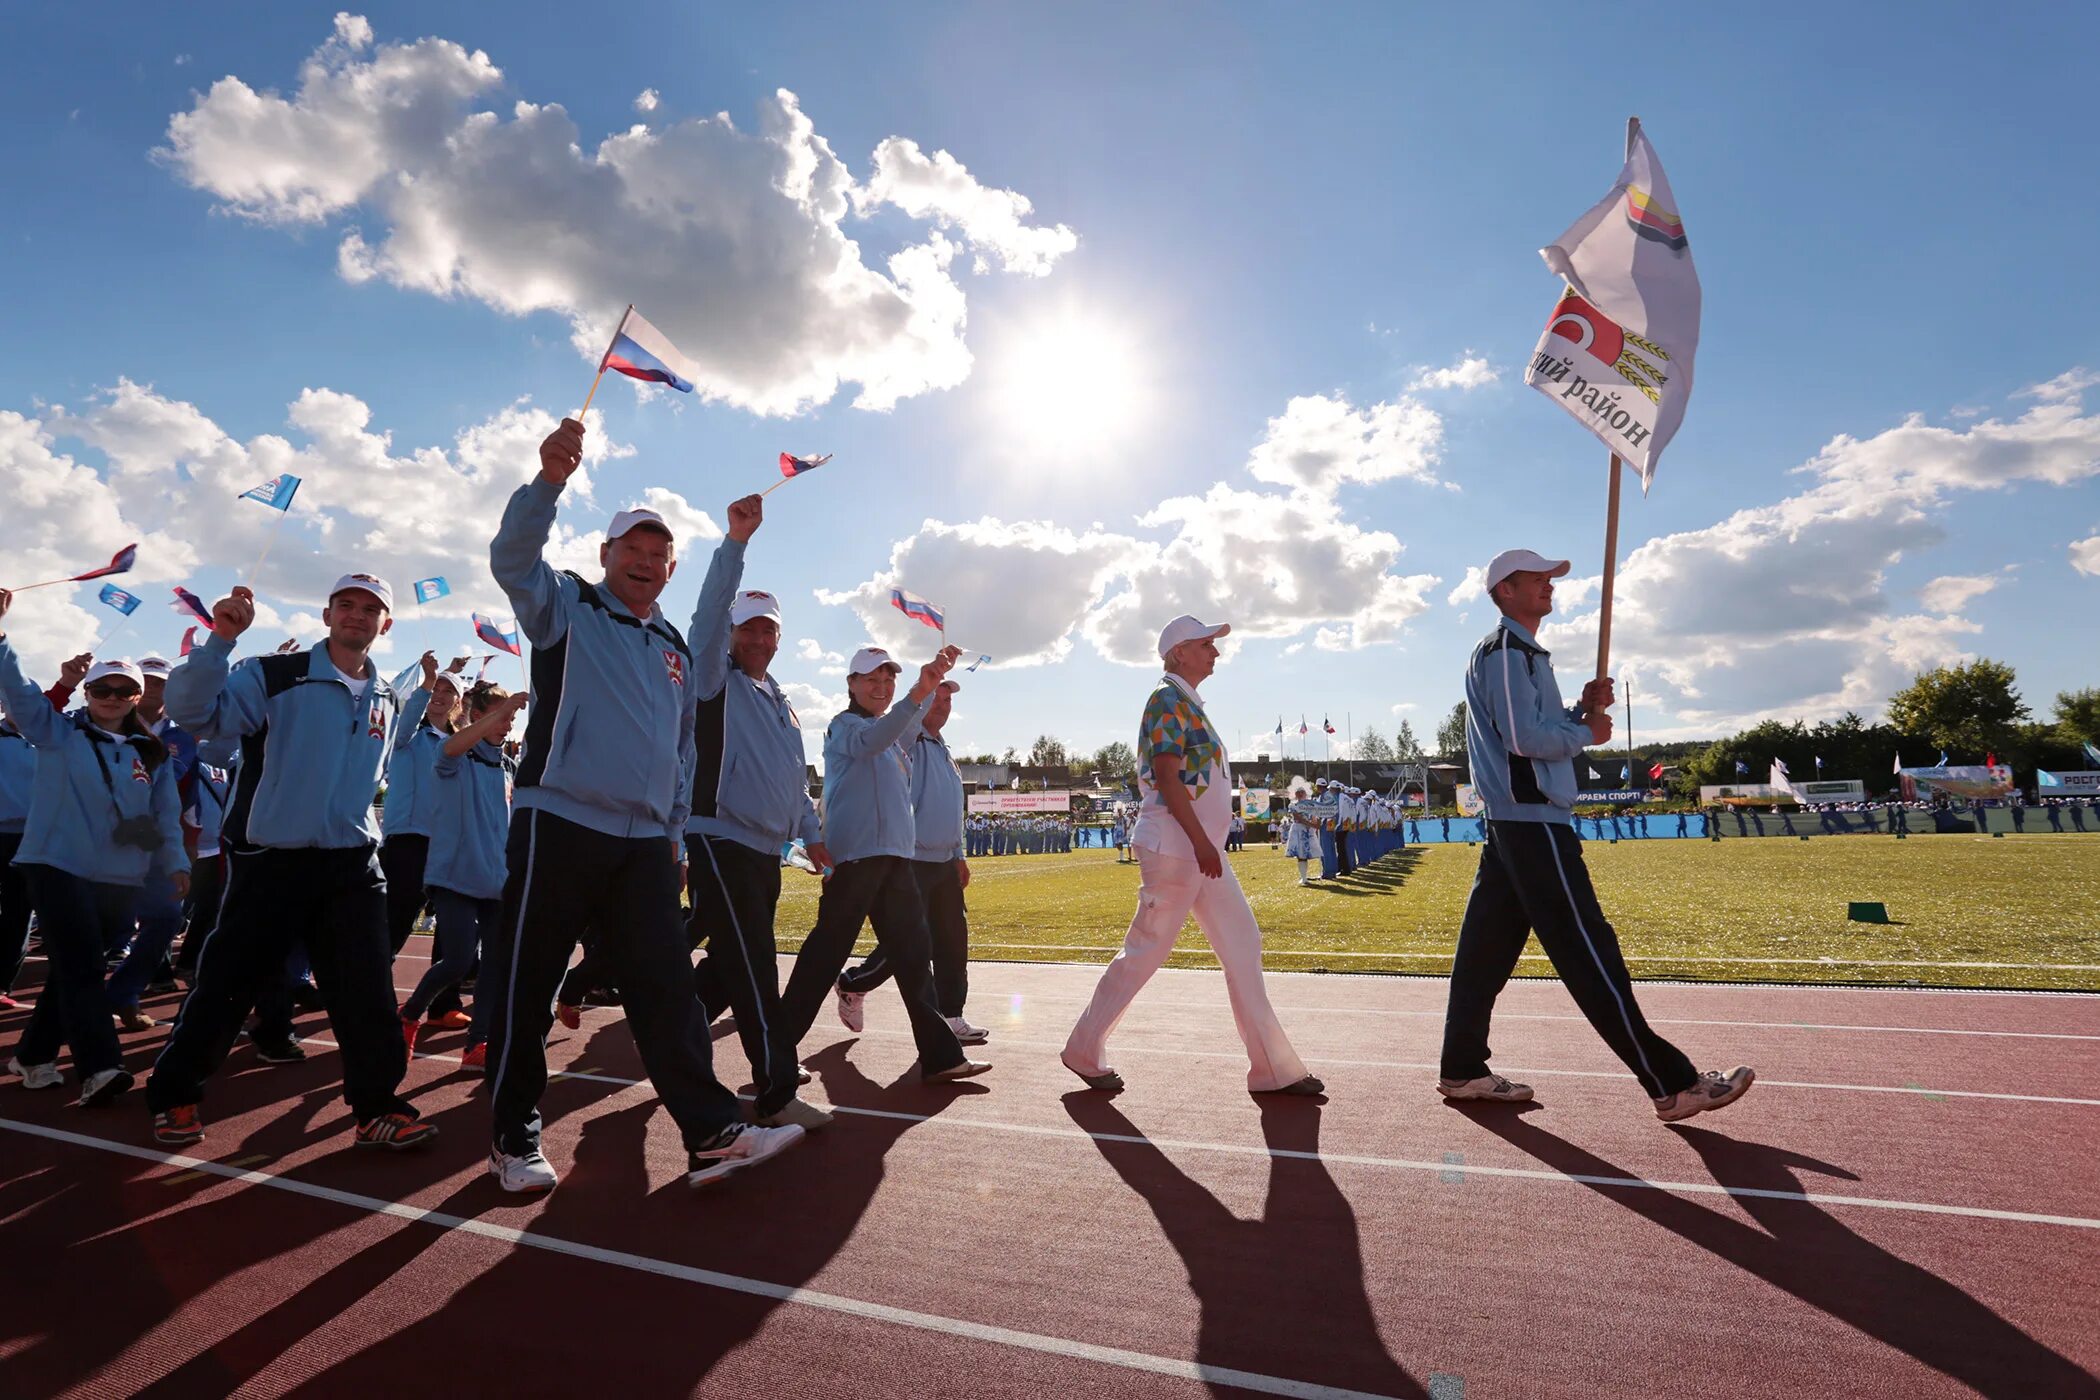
1453, 1104, 2100, 1397
1064, 1093, 1429, 1398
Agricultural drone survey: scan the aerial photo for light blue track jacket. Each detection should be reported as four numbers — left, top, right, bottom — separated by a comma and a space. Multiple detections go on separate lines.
165, 635, 417, 850
0, 721, 34, 834
492, 477, 696, 842
0, 638, 186, 886
1463, 617, 1590, 823
382, 705, 449, 839
820, 695, 928, 864
683, 537, 822, 855
425, 739, 514, 901
908, 728, 966, 863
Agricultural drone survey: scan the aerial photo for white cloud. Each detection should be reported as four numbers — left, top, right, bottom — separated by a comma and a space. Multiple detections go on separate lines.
2018, 367, 2100, 404
2072, 531, 2100, 577
795, 638, 842, 664
1445, 565, 1486, 607
1918, 574, 1998, 614
632, 88, 659, 113
1245, 392, 1447, 493
159, 15, 1075, 416
1408, 356, 1499, 392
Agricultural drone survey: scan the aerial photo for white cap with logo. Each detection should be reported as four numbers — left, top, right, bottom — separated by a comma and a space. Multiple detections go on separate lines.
1483, 549, 1571, 597
607, 507, 673, 543
729, 590, 782, 627
84, 659, 144, 690
137, 656, 172, 680
1156, 614, 1231, 662
329, 572, 395, 611
848, 646, 902, 677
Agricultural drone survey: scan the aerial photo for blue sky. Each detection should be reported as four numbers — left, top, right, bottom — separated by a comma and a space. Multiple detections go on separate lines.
3, 5, 2095, 772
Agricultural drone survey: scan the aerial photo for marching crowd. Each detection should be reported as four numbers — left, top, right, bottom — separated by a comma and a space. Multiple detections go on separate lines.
1, 426, 1758, 1199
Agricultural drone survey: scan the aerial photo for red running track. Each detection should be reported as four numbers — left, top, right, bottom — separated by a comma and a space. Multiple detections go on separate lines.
3, 952, 2097, 1399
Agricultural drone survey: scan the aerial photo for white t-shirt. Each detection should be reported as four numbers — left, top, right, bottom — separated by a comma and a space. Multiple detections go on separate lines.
1131, 674, 1234, 859
313, 650, 374, 709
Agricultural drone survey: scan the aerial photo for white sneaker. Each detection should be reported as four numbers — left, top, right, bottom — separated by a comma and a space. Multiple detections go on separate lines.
835, 985, 866, 1033
1436, 1073, 1534, 1103
489, 1148, 560, 1193
687, 1123, 804, 1186
1654, 1066, 1755, 1123
10, 1057, 62, 1090
79, 1067, 134, 1107
757, 1097, 834, 1130
945, 1015, 990, 1045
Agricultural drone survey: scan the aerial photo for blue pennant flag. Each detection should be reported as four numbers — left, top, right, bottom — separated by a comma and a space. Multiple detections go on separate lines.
97, 583, 141, 616
966, 654, 991, 673
413, 577, 450, 604
238, 474, 301, 511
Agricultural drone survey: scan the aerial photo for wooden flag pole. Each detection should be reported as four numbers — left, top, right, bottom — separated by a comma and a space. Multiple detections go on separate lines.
1595, 451, 1622, 682
576, 304, 632, 424
249, 509, 290, 593
759, 475, 793, 499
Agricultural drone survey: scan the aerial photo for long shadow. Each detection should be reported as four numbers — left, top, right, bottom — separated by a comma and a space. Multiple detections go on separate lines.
297, 1036, 980, 1390
1455, 1105, 2100, 1396
1064, 1094, 1426, 1398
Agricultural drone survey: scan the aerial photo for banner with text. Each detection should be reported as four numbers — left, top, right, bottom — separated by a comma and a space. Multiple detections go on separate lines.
967, 792, 1073, 813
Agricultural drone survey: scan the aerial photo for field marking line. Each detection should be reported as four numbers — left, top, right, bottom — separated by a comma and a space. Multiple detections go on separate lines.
0, 1117, 1408, 1400
956, 944, 2100, 973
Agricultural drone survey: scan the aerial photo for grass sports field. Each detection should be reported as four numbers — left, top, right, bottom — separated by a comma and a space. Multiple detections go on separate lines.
776, 835, 2100, 991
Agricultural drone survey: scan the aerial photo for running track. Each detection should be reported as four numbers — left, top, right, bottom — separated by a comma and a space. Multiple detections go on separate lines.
4, 948, 2097, 1398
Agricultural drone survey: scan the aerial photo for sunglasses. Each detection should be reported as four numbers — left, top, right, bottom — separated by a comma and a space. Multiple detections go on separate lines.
85, 684, 141, 701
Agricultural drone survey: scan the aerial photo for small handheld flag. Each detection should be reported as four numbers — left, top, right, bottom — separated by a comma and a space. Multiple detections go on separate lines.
475, 655, 496, 681
599, 306, 698, 394
779, 452, 832, 478
413, 577, 451, 604
5, 542, 140, 593
170, 587, 215, 626
890, 588, 945, 633
275, 638, 301, 654
97, 584, 141, 616
966, 654, 991, 672
473, 612, 522, 657
179, 626, 198, 657
239, 475, 301, 511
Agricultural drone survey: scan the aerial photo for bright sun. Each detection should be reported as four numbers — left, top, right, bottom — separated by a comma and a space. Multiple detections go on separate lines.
991, 314, 1148, 460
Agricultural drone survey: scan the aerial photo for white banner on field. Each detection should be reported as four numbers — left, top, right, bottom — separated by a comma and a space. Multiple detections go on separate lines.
967, 791, 1071, 813
2040, 771, 2100, 795
1792, 779, 1866, 801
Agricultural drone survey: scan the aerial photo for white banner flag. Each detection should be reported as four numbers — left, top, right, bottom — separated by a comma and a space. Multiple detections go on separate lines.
1524, 119, 1701, 489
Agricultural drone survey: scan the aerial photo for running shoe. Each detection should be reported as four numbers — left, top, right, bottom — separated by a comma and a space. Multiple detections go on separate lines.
796, 1062, 812, 1085
153, 1104, 205, 1144
1258, 1074, 1326, 1097
757, 1097, 834, 1130
354, 1112, 439, 1150
460, 1043, 488, 1072
923, 1059, 992, 1084
79, 1067, 134, 1107
431, 1010, 473, 1030
944, 1015, 990, 1045
9, 1057, 61, 1090
113, 1006, 157, 1032
489, 1148, 559, 1193
1654, 1066, 1756, 1123
400, 1011, 421, 1057
554, 1002, 582, 1031
687, 1123, 804, 1186
1437, 1073, 1535, 1103
835, 985, 866, 1033
251, 1036, 306, 1064
0, 994, 22, 1011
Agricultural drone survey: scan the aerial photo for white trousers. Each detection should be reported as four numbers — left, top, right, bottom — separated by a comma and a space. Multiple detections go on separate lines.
1064, 848, 1308, 1092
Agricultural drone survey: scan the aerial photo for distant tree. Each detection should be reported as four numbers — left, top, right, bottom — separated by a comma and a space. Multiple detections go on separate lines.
1092, 741, 1137, 779
1029, 734, 1069, 767
1393, 718, 1425, 763
1352, 727, 1395, 761
2054, 687, 2100, 745
1434, 702, 1468, 760
1000, 746, 1019, 765
1887, 660, 2030, 758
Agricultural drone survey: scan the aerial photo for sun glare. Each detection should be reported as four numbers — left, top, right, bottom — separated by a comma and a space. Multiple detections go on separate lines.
991, 314, 1149, 461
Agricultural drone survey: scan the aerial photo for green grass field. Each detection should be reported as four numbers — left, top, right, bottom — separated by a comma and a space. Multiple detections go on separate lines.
775, 836, 2100, 991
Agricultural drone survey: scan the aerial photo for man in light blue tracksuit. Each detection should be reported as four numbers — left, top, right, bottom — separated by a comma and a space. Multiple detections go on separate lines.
148, 573, 437, 1151
1436, 549, 1752, 1123
683, 494, 835, 1131
477, 418, 803, 1194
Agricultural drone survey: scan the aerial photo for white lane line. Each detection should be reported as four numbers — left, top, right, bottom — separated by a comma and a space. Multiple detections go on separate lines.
0, 1118, 1404, 1400
300, 1039, 2100, 1228
953, 943, 2100, 973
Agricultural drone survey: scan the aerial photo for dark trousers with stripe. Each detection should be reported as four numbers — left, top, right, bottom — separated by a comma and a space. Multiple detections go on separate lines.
172, 851, 227, 975
148, 846, 412, 1124
779, 855, 964, 1073
838, 858, 970, 1018
13, 864, 128, 1076
482, 810, 738, 1157
381, 833, 461, 1016
0, 832, 29, 994
687, 835, 800, 1118
1440, 820, 1696, 1099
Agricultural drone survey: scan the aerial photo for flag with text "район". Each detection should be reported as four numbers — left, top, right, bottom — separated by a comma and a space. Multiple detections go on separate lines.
1523, 119, 1701, 492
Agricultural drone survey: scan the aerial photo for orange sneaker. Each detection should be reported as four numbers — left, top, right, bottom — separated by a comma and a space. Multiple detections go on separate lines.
460, 1043, 487, 1072
431, 1010, 472, 1030
153, 1104, 205, 1145
554, 1003, 581, 1031
400, 1011, 421, 1057
354, 1112, 438, 1150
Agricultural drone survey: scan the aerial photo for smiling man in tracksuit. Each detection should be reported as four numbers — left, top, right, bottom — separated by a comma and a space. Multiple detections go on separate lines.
682, 494, 834, 1131
479, 417, 803, 1194
148, 573, 437, 1151
1437, 549, 1753, 1123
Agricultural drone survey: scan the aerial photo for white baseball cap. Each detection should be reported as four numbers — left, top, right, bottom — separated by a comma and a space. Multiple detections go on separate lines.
937, 678, 961, 694
729, 590, 782, 627
1483, 549, 1571, 597
329, 572, 395, 611
1156, 614, 1231, 662
433, 668, 468, 695
607, 507, 673, 543
84, 659, 144, 691
137, 655, 172, 680
848, 646, 902, 677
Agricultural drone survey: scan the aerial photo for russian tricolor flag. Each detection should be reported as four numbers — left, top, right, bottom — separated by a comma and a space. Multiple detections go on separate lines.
889, 587, 944, 632
779, 452, 833, 478
473, 612, 522, 656
179, 626, 198, 657
600, 306, 698, 393
170, 586, 215, 626
73, 543, 139, 582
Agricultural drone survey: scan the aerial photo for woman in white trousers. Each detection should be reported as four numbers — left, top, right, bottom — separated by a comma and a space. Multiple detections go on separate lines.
1062, 615, 1322, 1096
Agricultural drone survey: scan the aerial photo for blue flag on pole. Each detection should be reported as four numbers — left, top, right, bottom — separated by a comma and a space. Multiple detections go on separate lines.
97, 583, 141, 616
1733, 759, 1748, 776
413, 577, 450, 604
238, 474, 301, 511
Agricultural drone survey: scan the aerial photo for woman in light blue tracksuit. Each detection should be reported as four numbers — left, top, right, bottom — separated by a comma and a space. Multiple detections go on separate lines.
399, 683, 524, 1058
0, 598, 185, 1106
775, 643, 986, 1083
